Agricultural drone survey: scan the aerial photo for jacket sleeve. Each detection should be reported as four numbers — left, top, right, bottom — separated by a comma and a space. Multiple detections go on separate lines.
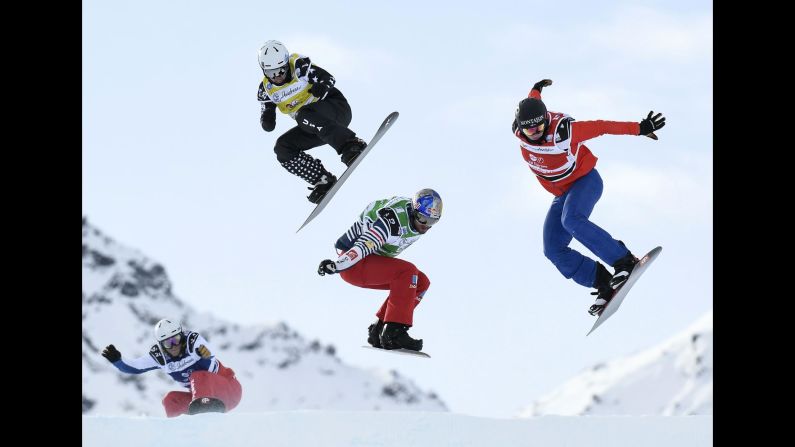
188, 333, 220, 373
570, 120, 640, 145
295, 56, 336, 88
111, 354, 160, 374
258, 82, 276, 131
333, 208, 401, 271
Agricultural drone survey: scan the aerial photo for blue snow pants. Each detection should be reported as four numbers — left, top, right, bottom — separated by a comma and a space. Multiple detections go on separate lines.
542, 169, 630, 288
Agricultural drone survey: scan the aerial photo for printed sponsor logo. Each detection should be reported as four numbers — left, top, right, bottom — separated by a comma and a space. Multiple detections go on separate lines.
521, 143, 558, 153
520, 116, 544, 125
409, 274, 418, 288
167, 357, 196, 371
272, 84, 304, 102
346, 249, 358, 260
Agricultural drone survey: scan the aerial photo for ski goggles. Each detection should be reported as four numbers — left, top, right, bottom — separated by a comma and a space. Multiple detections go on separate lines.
415, 213, 439, 227
161, 333, 182, 348
263, 66, 287, 79
521, 122, 545, 138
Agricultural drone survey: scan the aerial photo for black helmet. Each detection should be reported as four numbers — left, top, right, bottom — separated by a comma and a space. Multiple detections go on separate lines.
515, 98, 548, 130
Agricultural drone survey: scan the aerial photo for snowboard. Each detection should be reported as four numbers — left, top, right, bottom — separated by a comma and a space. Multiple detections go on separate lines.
187, 397, 226, 415
362, 346, 431, 358
587, 246, 663, 336
297, 112, 400, 232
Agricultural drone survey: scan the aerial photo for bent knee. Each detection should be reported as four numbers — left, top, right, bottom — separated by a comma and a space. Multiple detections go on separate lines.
417, 271, 430, 291
544, 246, 571, 264
274, 138, 298, 163
561, 213, 588, 235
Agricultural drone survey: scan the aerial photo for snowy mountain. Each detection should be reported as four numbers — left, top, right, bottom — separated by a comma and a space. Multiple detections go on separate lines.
520, 311, 713, 416
82, 217, 447, 416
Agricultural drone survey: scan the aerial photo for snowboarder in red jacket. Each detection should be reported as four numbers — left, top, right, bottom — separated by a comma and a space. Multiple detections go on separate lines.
513, 79, 665, 315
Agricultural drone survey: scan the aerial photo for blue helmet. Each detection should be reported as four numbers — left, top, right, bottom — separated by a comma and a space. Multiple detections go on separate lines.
412, 188, 443, 226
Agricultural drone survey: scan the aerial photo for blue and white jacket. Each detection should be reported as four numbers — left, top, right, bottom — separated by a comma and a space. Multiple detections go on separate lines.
109, 331, 219, 388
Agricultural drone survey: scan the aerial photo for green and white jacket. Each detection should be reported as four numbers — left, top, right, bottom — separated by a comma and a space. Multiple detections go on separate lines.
333, 197, 423, 271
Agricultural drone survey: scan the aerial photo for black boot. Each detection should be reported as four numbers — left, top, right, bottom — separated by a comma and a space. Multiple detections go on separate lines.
589, 262, 615, 316
339, 137, 367, 167
610, 251, 639, 290
187, 397, 226, 415
379, 322, 423, 351
367, 319, 385, 348
307, 172, 337, 204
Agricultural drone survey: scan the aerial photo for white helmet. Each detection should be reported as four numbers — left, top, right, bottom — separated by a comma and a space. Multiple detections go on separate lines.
154, 318, 182, 342
257, 40, 290, 77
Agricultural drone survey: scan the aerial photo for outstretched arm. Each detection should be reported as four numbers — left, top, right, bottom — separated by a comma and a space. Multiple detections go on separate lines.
101, 344, 159, 374
570, 120, 640, 144
571, 111, 666, 144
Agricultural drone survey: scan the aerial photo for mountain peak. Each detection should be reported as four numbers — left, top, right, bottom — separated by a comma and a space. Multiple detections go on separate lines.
520, 312, 713, 416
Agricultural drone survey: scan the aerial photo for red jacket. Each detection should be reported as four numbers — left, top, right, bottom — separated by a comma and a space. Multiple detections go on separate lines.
515, 89, 639, 196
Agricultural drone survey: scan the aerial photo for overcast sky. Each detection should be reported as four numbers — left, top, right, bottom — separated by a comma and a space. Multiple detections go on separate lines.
83, 0, 712, 418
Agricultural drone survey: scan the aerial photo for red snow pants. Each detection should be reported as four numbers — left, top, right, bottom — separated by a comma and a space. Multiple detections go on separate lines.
339, 255, 430, 326
162, 361, 242, 417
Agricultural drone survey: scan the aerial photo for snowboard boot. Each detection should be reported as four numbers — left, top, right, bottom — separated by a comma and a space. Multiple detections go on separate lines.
367, 319, 385, 348
339, 137, 367, 167
589, 262, 615, 316
610, 249, 639, 290
307, 172, 337, 204
187, 397, 226, 415
379, 322, 423, 351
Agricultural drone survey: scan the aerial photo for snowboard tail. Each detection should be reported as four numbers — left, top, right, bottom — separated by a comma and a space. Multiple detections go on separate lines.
587, 246, 663, 335
362, 345, 431, 358
297, 112, 399, 232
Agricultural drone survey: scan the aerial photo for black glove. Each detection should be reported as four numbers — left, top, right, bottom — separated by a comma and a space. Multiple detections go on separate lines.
260, 107, 276, 132
532, 79, 553, 92
309, 82, 330, 99
318, 259, 337, 276
102, 344, 121, 363
639, 111, 666, 139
